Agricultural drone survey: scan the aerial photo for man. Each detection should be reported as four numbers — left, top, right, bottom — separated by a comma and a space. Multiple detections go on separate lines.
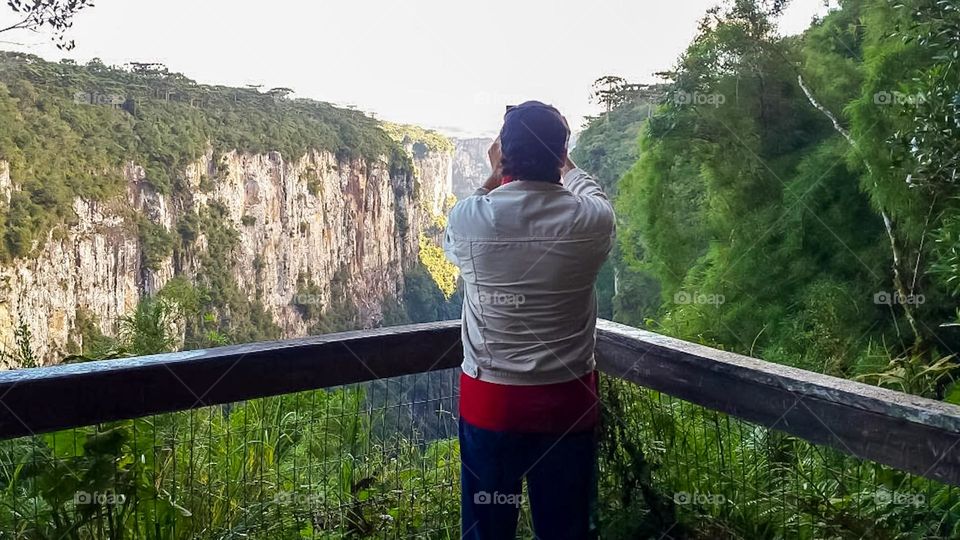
443, 101, 615, 539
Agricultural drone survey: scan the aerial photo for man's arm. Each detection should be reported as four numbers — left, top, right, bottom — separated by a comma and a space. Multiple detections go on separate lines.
471, 173, 499, 197
561, 155, 611, 202
561, 155, 615, 257
472, 138, 503, 196
458, 139, 503, 197
443, 226, 462, 267
446, 139, 503, 263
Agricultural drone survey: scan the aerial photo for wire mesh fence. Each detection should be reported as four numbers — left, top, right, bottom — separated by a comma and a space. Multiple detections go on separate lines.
0, 369, 466, 539
597, 376, 960, 540
3, 364, 960, 539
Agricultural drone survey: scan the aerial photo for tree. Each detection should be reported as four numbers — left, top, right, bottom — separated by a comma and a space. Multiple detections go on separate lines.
1, 0, 93, 49
589, 76, 660, 111
267, 87, 294, 101
127, 62, 168, 77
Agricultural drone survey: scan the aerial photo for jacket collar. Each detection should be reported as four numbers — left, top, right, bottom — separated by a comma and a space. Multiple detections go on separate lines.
496, 180, 566, 192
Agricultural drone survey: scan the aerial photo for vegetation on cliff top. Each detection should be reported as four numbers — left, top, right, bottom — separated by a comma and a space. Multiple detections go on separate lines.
571, 82, 662, 321
383, 122, 455, 155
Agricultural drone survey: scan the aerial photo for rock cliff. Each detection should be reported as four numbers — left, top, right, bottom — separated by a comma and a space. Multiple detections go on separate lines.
451, 138, 494, 199
0, 145, 453, 365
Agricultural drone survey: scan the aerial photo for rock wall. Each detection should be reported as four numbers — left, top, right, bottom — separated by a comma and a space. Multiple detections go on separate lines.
0, 161, 10, 205
451, 138, 493, 199
0, 146, 453, 366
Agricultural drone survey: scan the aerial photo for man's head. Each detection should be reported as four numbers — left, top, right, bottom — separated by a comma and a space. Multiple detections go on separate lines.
499, 101, 570, 182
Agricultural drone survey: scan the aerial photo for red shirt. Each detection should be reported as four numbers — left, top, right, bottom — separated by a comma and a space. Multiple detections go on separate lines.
459, 371, 599, 433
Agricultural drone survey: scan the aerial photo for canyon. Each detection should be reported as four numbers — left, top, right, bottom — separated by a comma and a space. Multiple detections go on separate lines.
0, 143, 458, 365
0, 52, 503, 367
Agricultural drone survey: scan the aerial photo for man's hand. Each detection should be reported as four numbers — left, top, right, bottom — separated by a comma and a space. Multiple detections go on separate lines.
559, 114, 576, 179
561, 153, 577, 178
483, 138, 504, 191
488, 137, 502, 171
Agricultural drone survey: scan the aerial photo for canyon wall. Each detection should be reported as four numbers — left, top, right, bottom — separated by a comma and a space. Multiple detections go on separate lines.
451, 138, 493, 199
0, 146, 453, 365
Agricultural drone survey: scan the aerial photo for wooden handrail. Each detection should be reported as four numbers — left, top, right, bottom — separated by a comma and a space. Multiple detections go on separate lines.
1, 319, 958, 485
595, 320, 960, 485
0, 321, 463, 440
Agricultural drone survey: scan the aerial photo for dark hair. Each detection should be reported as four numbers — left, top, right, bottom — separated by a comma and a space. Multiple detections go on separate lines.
499, 101, 569, 182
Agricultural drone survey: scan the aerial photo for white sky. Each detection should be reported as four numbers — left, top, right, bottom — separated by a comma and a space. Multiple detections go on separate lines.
0, 0, 829, 137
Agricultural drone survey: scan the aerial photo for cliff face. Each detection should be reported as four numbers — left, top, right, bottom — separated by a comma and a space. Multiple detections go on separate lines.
451, 138, 493, 199
0, 147, 453, 365
0, 161, 10, 205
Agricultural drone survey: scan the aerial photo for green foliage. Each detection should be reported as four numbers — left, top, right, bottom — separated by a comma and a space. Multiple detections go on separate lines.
572, 87, 662, 320
71, 307, 114, 358
9, 2, 960, 538
600, 379, 960, 540
378, 293, 410, 327
137, 219, 174, 271
1, 321, 38, 368
614, 0, 933, 371
174, 203, 281, 345
572, 91, 657, 197
0, 386, 463, 538
600, 1, 960, 535
401, 264, 462, 325
307, 267, 361, 335
930, 206, 960, 296
382, 123, 454, 155
292, 272, 324, 321
417, 235, 457, 299
0, 77, 127, 259
303, 166, 322, 196
855, 345, 958, 398
117, 295, 180, 355
0, 290, 464, 537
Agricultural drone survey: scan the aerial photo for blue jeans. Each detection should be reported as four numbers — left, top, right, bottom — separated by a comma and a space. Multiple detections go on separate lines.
459, 419, 597, 539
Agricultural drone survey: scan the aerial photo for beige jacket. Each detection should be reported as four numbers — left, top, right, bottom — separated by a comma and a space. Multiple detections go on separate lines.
443, 168, 615, 385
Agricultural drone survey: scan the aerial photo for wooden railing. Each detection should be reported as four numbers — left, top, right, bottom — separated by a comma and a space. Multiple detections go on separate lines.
2, 319, 959, 485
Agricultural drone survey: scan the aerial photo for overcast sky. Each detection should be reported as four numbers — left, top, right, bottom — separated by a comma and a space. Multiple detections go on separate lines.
0, 0, 830, 137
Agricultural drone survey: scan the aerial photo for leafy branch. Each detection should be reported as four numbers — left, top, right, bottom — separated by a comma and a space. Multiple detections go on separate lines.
2, 0, 93, 49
